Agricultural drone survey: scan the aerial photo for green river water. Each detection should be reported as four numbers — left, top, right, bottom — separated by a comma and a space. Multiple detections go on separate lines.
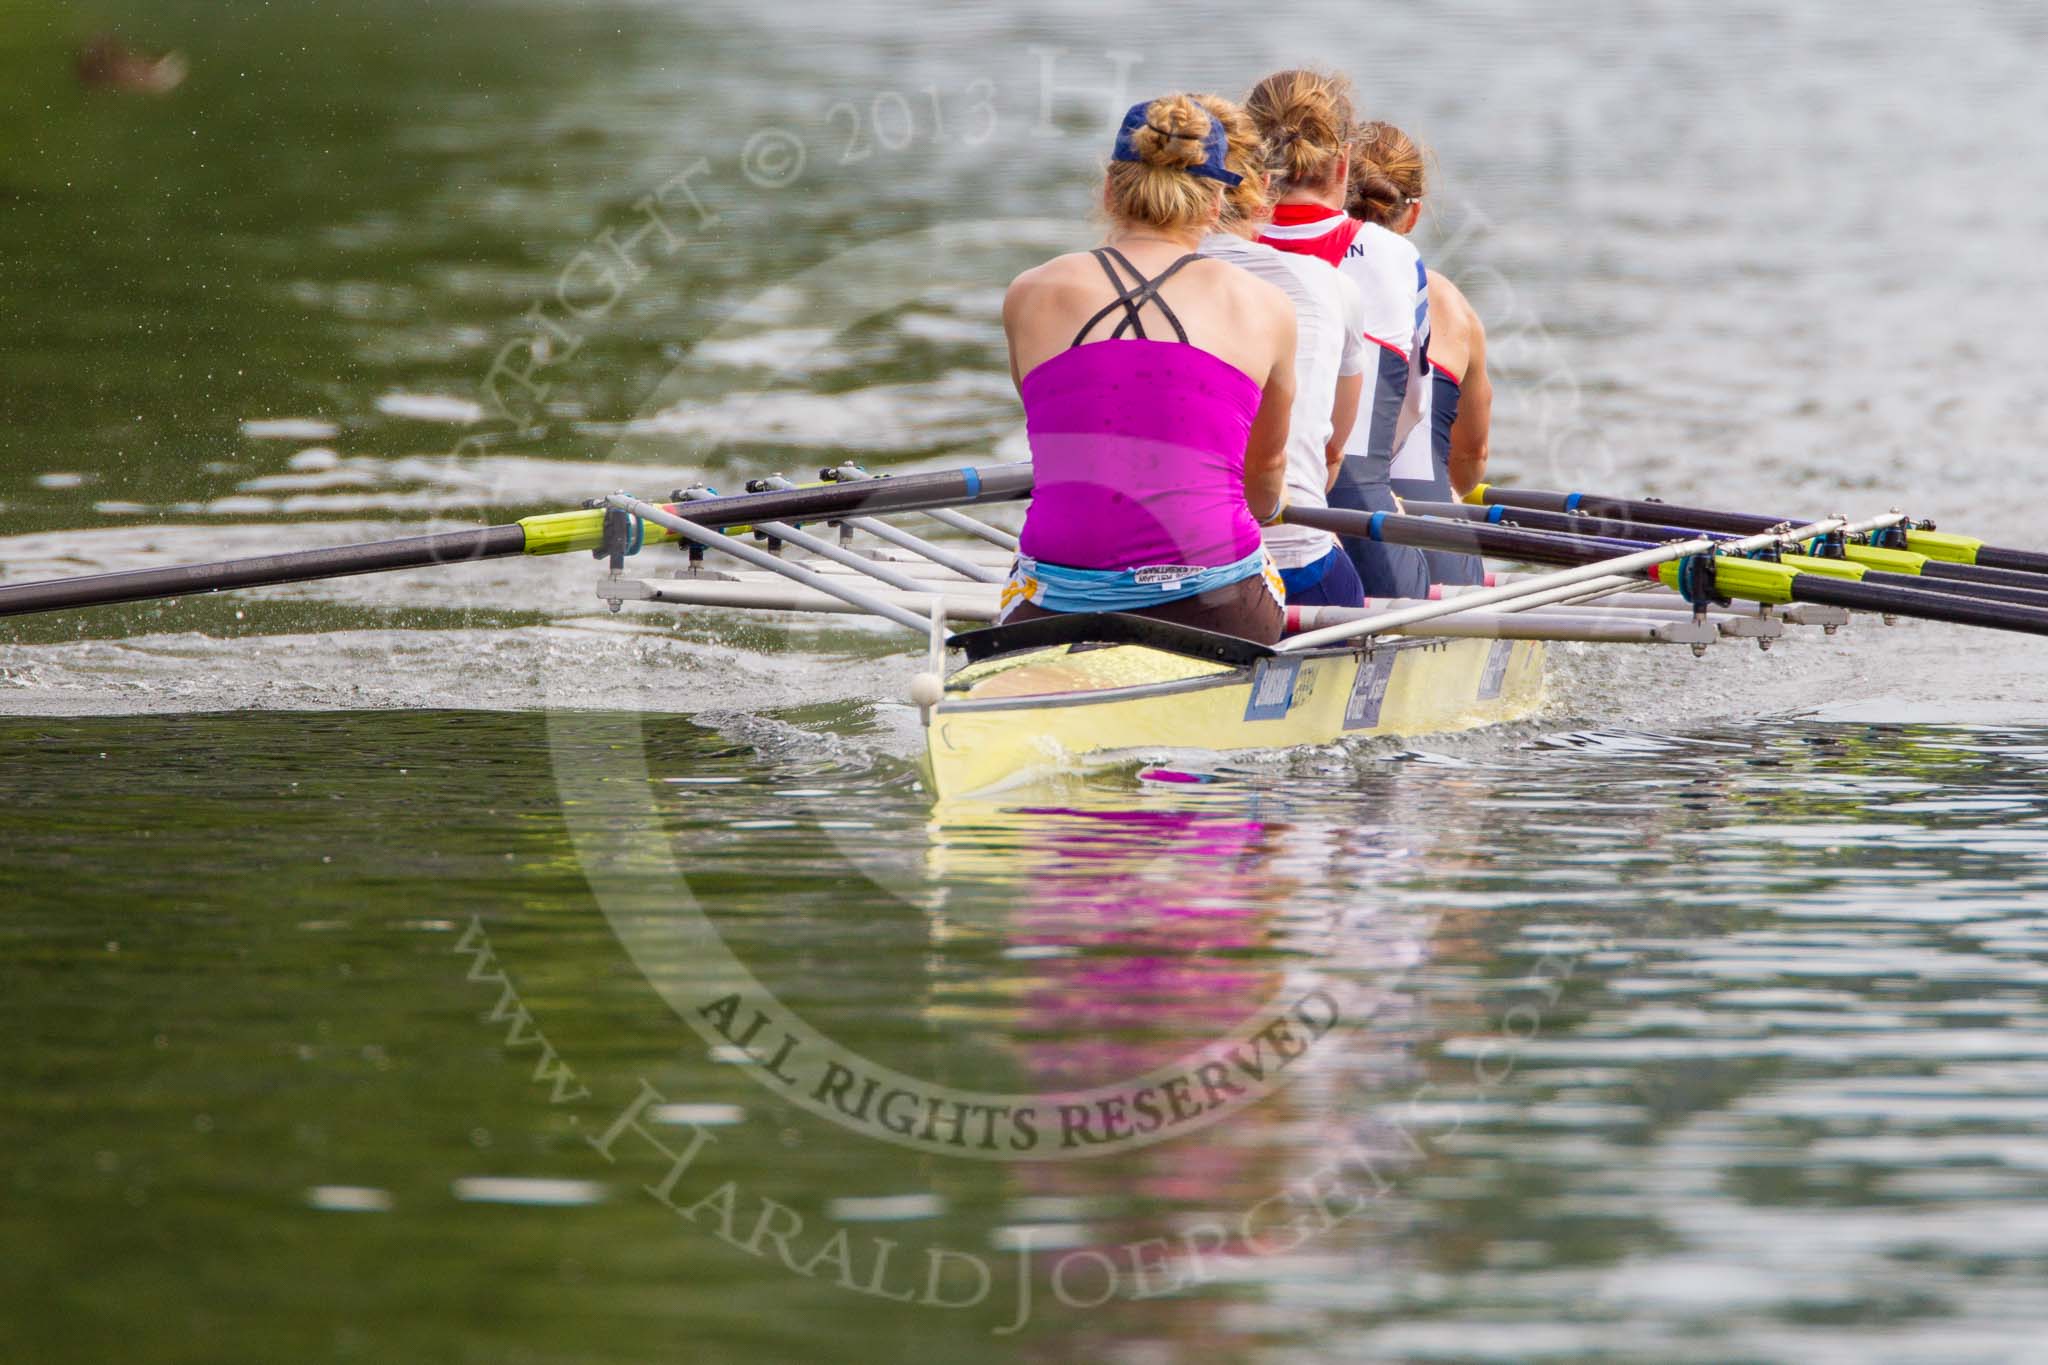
8, 2, 2048, 1361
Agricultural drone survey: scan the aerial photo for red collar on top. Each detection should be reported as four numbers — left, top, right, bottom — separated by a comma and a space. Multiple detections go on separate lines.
1268, 203, 1347, 227
1259, 204, 1360, 268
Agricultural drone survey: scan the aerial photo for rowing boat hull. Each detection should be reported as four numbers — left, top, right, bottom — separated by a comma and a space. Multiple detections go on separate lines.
923, 635, 1544, 800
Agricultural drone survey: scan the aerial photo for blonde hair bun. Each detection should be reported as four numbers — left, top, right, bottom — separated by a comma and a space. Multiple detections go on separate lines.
1130, 95, 1213, 171
1103, 94, 1231, 234
1246, 69, 1356, 191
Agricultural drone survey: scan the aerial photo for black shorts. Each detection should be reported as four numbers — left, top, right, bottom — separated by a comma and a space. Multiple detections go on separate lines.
1001, 573, 1282, 645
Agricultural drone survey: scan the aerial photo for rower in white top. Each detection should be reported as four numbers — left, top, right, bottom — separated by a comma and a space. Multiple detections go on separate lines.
1350, 118, 1491, 587
1247, 68, 1435, 601
1191, 92, 1371, 609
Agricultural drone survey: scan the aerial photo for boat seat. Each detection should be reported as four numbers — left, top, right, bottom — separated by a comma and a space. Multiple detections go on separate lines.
948, 612, 1276, 667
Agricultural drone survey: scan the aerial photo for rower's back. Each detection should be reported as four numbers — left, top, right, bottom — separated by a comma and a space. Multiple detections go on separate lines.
1007, 241, 1285, 572
998, 94, 1295, 644
1004, 239, 1285, 394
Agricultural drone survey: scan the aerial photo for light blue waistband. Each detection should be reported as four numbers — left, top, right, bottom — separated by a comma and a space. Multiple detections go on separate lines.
1005, 547, 1269, 614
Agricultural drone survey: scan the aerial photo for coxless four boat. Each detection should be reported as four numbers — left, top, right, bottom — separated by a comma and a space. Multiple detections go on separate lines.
8, 461, 2048, 801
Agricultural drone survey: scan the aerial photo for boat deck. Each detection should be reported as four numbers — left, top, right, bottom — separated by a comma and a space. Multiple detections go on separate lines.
925, 634, 1545, 799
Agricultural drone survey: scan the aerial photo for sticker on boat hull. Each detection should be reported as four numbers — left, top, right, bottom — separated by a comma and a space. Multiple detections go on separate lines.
1343, 653, 1398, 730
1243, 657, 1303, 721
1477, 640, 1515, 700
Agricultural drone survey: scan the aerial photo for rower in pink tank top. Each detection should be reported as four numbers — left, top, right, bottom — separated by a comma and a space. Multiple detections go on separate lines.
1018, 248, 1266, 572
998, 95, 1293, 645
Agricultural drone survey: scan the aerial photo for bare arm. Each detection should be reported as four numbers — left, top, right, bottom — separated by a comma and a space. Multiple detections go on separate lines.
1326, 372, 1363, 490
1448, 310, 1491, 496
1000, 270, 1034, 394
1244, 300, 1296, 523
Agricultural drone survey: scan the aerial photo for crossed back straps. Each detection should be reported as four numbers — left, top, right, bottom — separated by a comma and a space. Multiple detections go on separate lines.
1069, 245, 1203, 347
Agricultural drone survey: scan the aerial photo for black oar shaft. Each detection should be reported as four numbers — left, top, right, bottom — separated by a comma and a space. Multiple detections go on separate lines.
1402, 500, 1706, 544
1855, 567, 2048, 610
1791, 575, 2048, 634
1284, 505, 1638, 568
0, 462, 1035, 621
1402, 500, 2048, 607
0, 526, 528, 619
1975, 545, 2048, 576
1474, 487, 1786, 535
1478, 484, 2048, 580
1456, 492, 2048, 592
1919, 560, 2048, 591
706, 463, 1033, 524
1286, 505, 2048, 637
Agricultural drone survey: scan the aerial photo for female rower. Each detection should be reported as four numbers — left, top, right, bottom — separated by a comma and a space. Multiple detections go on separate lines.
1350, 120, 1491, 585
998, 94, 1297, 644
1191, 92, 1369, 609
1246, 69, 1431, 600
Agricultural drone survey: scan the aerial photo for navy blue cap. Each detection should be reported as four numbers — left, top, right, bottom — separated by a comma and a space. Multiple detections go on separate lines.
1111, 101, 1243, 187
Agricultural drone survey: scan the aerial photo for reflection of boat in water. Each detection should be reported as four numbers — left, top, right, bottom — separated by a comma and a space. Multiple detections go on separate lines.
941, 798, 1286, 1090
918, 783, 1450, 1332
923, 785, 1435, 1104
926, 789, 1293, 1072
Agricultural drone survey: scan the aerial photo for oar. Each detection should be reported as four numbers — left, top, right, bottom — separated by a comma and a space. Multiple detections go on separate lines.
1402, 501, 2048, 610
0, 463, 1033, 620
1274, 511, 1867, 654
1286, 506, 2048, 639
1465, 483, 2048, 578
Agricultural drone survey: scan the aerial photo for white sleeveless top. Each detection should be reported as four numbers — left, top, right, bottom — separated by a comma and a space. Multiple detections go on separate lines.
1258, 209, 1430, 480
1199, 231, 1369, 570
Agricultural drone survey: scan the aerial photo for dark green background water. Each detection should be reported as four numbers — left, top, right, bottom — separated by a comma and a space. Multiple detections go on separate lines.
8, 1, 2048, 1360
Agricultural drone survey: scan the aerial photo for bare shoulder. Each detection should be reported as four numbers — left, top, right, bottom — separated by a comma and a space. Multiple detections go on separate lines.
1006, 252, 1086, 304
1427, 269, 1481, 338
1004, 252, 1098, 332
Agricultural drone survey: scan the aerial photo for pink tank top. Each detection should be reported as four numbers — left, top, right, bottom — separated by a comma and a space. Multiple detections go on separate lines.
1016, 249, 1265, 571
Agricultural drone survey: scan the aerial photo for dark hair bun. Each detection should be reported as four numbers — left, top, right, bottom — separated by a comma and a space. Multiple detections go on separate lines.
1348, 168, 1403, 225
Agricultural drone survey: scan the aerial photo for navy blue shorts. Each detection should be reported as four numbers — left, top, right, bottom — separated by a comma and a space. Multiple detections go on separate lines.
1279, 544, 1366, 607
1328, 460, 1430, 599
